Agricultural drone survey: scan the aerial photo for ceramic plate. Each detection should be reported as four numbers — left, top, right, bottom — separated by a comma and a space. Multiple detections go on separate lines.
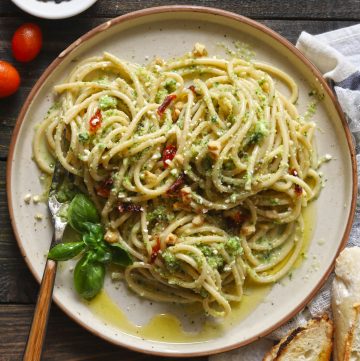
7, 6, 357, 357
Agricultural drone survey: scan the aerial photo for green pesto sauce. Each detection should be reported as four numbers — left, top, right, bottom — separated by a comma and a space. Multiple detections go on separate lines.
99, 95, 118, 110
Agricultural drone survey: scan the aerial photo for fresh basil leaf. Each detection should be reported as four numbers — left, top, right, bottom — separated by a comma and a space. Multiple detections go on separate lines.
83, 223, 103, 238
89, 245, 112, 264
74, 252, 105, 300
68, 194, 100, 233
109, 243, 133, 266
48, 242, 85, 261
82, 223, 104, 247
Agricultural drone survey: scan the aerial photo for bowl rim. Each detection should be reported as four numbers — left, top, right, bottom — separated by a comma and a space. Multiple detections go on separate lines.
11, 0, 98, 20
6, 5, 358, 357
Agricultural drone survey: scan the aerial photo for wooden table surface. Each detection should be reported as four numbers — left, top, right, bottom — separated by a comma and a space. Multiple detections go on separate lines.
1, 1, 359, 360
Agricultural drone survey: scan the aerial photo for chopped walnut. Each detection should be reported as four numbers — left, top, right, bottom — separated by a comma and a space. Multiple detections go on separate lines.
154, 56, 165, 66
172, 101, 184, 121
180, 186, 192, 204
144, 170, 158, 185
172, 108, 181, 121
104, 229, 118, 243
24, 193, 32, 204
173, 201, 192, 212
175, 101, 184, 110
192, 43, 208, 57
208, 140, 221, 159
165, 233, 178, 245
174, 102, 185, 110
241, 224, 256, 237
192, 215, 204, 226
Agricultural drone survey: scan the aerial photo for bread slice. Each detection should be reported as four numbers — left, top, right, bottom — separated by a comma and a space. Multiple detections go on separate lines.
332, 247, 360, 361
263, 314, 333, 361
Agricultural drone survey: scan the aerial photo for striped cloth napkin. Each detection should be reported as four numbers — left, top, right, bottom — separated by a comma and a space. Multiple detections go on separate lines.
211, 24, 360, 361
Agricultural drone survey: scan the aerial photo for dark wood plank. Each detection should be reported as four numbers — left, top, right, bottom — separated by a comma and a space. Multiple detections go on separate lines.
0, 160, 16, 258
0, 259, 38, 304
0, 19, 357, 159
0, 304, 208, 361
1, 0, 360, 20
0, 160, 39, 303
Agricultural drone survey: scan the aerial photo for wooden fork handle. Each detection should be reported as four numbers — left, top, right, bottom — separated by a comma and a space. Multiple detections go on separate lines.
23, 259, 57, 361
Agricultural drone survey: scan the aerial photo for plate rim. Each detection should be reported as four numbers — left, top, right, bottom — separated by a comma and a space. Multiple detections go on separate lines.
6, 5, 358, 357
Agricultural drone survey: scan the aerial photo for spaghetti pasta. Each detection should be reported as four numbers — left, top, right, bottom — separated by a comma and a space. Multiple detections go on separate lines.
33, 44, 323, 317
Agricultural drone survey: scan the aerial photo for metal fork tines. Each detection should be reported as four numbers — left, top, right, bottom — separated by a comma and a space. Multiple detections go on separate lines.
48, 161, 69, 247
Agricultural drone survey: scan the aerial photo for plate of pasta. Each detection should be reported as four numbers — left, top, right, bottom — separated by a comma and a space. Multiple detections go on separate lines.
7, 6, 356, 356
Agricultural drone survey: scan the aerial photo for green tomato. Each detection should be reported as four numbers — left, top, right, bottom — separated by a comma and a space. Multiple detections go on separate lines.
67, 194, 100, 233
48, 242, 85, 261
74, 252, 105, 300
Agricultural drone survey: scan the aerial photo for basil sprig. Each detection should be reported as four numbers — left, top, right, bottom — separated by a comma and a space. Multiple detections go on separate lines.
48, 193, 133, 300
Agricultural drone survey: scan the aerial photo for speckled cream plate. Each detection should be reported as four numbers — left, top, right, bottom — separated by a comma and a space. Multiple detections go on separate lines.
7, 6, 357, 357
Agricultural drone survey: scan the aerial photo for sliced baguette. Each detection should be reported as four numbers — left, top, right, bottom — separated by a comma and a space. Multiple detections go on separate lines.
332, 247, 360, 361
263, 314, 333, 361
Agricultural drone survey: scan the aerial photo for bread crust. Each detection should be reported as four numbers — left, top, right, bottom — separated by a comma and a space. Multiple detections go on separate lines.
332, 247, 360, 361
263, 315, 333, 361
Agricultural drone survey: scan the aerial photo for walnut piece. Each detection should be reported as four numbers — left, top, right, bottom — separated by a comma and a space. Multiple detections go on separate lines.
192, 43, 208, 57
180, 186, 192, 204
104, 229, 118, 243
144, 170, 158, 185
173, 201, 192, 212
241, 224, 256, 237
208, 140, 221, 159
165, 233, 178, 245
192, 215, 204, 226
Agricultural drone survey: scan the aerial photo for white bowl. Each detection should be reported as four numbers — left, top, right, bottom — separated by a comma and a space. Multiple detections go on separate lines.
11, 0, 98, 19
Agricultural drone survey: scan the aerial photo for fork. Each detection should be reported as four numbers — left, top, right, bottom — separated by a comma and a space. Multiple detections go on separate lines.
23, 162, 68, 361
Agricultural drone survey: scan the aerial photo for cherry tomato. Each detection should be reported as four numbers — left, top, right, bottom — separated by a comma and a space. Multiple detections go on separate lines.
95, 178, 113, 198
12, 23, 42, 62
0, 61, 20, 98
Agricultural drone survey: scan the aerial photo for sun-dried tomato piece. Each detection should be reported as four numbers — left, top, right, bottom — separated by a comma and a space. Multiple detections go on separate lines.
157, 94, 177, 117
294, 184, 303, 196
89, 109, 102, 133
118, 203, 143, 213
162, 144, 177, 168
188, 85, 197, 94
96, 177, 113, 198
166, 173, 185, 196
289, 169, 303, 196
96, 187, 110, 198
150, 237, 161, 263
232, 212, 248, 225
225, 211, 249, 229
